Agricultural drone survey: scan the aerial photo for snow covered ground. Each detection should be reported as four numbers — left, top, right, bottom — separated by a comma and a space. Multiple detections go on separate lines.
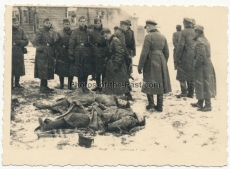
10, 44, 227, 165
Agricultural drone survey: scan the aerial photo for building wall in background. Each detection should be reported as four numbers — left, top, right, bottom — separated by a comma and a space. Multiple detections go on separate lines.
12, 6, 140, 44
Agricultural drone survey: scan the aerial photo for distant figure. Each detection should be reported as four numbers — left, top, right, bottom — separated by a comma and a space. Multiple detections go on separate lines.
101, 28, 131, 98
191, 25, 216, 111
172, 25, 181, 70
91, 18, 108, 92
125, 19, 136, 77
12, 17, 29, 89
33, 18, 55, 93
175, 18, 195, 98
54, 19, 74, 90
138, 20, 171, 112
69, 16, 93, 93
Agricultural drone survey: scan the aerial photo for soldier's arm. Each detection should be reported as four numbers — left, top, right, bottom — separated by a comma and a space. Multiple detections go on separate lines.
163, 39, 169, 62
172, 33, 177, 47
175, 32, 185, 61
68, 30, 76, 56
132, 31, 136, 56
194, 41, 205, 68
112, 38, 124, 71
54, 31, 61, 47
16, 29, 29, 47
138, 35, 151, 70
32, 30, 44, 52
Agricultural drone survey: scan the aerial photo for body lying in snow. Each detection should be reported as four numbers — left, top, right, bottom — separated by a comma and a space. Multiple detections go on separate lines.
34, 90, 145, 134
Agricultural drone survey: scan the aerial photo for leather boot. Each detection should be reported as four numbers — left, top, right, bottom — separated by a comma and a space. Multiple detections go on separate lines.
154, 94, 163, 112
92, 74, 101, 91
56, 77, 64, 89
176, 81, 187, 98
146, 94, 155, 110
198, 98, 212, 112
15, 76, 24, 88
68, 76, 74, 90
38, 118, 72, 131
191, 99, 203, 108
187, 81, 194, 98
40, 79, 53, 93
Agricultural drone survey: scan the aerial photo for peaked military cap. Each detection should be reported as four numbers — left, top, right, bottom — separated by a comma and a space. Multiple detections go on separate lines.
12, 17, 18, 22
114, 26, 119, 30
125, 19, 132, 26
194, 25, 204, 31
63, 18, 70, 23
183, 18, 192, 23
43, 18, 50, 23
191, 19, 196, 25
144, 19, 157, 29
79, 16, 86, 21
176, 25, 181, 29
120, 20, 129, 26
100, 28, 111, 35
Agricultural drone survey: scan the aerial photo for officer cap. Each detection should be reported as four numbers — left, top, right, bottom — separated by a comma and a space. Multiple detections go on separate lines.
144, 19, 157, 29
120, 20, 129, 26
43, 18, 50, 23
79, 16, 86, 21
183, 18, 192, 23
100, 28, 111, 35
191, 19, 196, 25
125, 19, 132, 26
194, 25, 204, 31
176, 25, 181, 29
63, 18, 70, 24
12, 17, 18, 22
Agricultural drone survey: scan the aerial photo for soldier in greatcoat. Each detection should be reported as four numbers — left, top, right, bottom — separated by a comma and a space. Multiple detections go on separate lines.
101, 28, 132, 98
69, 16, 93, 93
55, 19, 74, 90
12, 17, 29, 89
191, 25, 216, 111
175, 18, 195, 98
91, 18, 108, 92
138, 20, 171, 112
32, 18, 55, 93
172, 25, 181, 70
124, 19, 136, 77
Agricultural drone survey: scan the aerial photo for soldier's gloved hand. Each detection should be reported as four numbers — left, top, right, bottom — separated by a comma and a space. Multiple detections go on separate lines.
138, 68, 142, 74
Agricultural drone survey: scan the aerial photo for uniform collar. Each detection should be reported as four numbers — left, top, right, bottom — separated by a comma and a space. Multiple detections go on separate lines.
43, 26, 50, 32
149, 29, 158, 33
193, 33, 204, 41
63, 28, 71, 34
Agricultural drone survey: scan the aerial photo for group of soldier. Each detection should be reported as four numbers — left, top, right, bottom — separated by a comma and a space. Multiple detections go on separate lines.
12, 15, 216, 113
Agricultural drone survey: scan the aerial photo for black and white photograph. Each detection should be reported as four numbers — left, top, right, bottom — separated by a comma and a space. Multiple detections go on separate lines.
2, 1, 229, 166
